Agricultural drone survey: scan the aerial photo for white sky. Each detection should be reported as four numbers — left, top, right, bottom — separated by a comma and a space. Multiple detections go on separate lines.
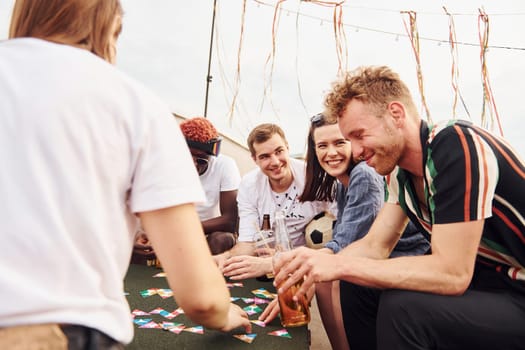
1, 0, 524, 158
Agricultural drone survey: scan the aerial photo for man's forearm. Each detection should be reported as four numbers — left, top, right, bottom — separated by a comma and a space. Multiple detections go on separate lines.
228, 241, 255, 257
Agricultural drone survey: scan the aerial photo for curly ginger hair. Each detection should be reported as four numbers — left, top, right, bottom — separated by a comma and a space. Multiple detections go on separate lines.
179, 117, 219, 143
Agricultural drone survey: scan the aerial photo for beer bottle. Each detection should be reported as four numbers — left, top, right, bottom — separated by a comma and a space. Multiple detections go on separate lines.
261, 214, 271, 231
273, 210, 310, 327
255, 214, 274, 282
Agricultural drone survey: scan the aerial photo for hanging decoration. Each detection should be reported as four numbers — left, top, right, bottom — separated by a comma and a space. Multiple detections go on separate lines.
443, 6, 470, 120
302, 1, 348, 76
293, 1, 309, 115
258, 0, 286, 116
228, 0, 247, 123
402, 10, 432, 123
478, 8, 503, 136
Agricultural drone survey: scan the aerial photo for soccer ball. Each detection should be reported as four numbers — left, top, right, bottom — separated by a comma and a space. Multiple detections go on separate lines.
305, 211, 336, 249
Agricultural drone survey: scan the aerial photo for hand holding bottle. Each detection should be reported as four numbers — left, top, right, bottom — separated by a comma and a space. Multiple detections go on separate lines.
272, 210, 310, 327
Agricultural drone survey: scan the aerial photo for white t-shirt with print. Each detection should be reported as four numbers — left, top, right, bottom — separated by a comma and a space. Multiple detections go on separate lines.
237, 158, 333, 248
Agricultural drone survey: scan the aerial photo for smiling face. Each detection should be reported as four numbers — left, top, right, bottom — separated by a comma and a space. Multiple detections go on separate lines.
313, 123, 352, 184
252, 133, 292, 190
338, 99, 404, 176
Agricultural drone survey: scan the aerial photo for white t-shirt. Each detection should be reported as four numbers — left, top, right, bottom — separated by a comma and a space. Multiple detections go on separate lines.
196, 154, 241, 221
237, 158, 333, 248
0, 38, 205, 344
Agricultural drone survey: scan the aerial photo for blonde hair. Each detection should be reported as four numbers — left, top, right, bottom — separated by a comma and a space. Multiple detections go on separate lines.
9, 0, 123, 62
324, 66, 418, 121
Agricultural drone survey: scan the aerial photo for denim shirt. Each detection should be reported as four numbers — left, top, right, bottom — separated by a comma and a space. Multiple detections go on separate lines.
325, 162, 429, 256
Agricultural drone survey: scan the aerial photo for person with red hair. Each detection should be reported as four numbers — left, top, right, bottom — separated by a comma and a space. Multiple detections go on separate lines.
179, 117, 241, 254
134, 117, 240, 255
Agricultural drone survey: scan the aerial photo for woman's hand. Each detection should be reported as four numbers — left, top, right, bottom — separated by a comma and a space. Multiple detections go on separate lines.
217, 303, 252, 333
258, 298, 280, 324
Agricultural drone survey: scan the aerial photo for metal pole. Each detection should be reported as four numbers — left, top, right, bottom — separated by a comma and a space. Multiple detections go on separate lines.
204, 0, 217, 118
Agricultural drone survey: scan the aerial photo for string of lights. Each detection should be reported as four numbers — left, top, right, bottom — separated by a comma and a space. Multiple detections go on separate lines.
251, 0, 525, 51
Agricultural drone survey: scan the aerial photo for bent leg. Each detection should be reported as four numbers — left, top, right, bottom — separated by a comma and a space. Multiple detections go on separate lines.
316, 281, 350, 350
340, 281, 382, 350
377, 289, 525, 350
206, 231, 236, 255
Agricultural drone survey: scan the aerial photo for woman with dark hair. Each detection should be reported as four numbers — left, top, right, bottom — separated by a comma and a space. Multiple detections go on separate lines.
303, 113, 429, 350
260, 113, 428, 349
302, 113, 385, 350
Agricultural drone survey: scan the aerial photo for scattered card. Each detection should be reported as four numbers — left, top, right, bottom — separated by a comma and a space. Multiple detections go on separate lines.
250, 320, 266, 327
133, 318, 152, 326
172, 307, 185, 315
131, 309, 150, 316
226, 282, 244, 288
140, 288, 158, 298
251, 288, 274, 299
149, 308, 166, 315
139, 321, 161, 329
253, 297, 269, 305
160, 321, 185, 334
168, 324, 186, 334
233, 333, 257, 343
243, 304, 263, 315
183, 326, 204, 334
157, 288, 173, 299
268, 329, 292, 338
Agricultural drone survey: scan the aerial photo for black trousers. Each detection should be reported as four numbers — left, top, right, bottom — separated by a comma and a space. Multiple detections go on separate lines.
60, 325, 124, 350
340, 282, 525, 350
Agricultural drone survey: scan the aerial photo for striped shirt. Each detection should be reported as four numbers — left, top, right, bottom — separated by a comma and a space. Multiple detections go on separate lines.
386, 120, 525, 285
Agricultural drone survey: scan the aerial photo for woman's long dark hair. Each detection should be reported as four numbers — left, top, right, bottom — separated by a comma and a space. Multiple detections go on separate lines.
300, 113, 354, 202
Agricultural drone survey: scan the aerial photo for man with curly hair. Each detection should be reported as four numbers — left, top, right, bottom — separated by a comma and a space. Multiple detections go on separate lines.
273, 65, 525, 350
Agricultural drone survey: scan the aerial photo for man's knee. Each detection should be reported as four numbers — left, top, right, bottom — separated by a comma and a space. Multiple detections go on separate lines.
207, 231, 236, 255
377, 290, 434, 350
